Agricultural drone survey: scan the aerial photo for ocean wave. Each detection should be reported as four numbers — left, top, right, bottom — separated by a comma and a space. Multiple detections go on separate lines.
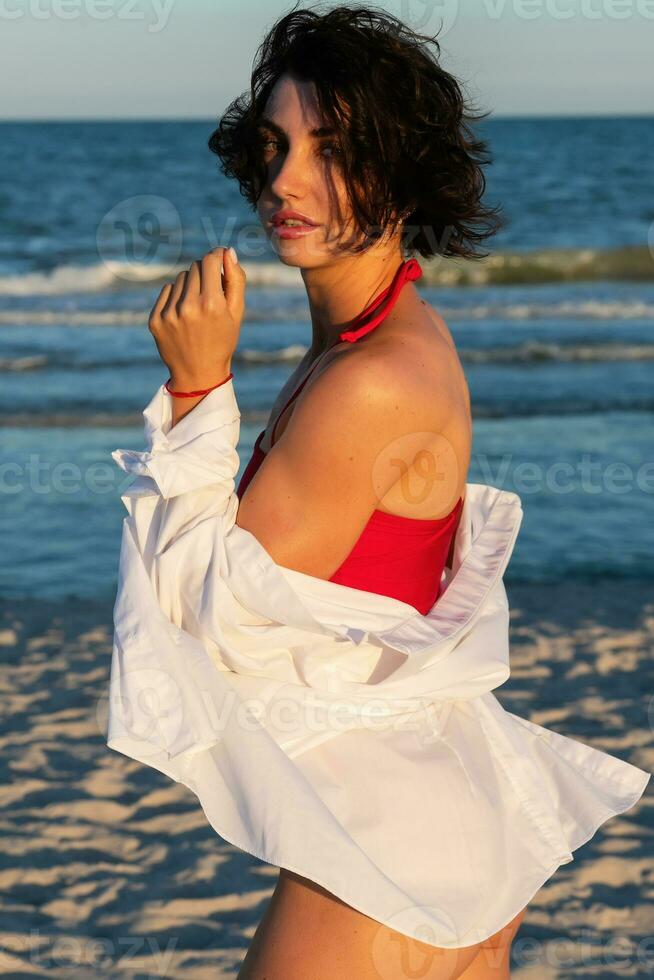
445, 300, 654, 320
472, 399, 654, 418
237, 344, 307, 363
0, 355, 50, 372
1, 298, 654, 330
420, 244, 654, 287
0, 259, 304, 297
1, 245, 652, 296
0, 310, 148, 326
0, 261, 179, 297
2, 341, 652, 374
0, 346, 307, 373
460, 342, 654, 363
2, 401, 654, 428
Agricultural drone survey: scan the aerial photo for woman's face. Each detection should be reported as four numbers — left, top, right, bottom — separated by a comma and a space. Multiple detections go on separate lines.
255, 73, 366, 267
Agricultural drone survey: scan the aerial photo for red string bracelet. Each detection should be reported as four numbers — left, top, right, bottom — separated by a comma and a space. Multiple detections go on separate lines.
164, 372, 234, 398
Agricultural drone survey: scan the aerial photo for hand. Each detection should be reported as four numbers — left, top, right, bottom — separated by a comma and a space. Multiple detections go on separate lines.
148, 246, 246, 388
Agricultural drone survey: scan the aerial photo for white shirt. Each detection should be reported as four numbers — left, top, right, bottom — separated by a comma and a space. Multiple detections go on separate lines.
108, 378, 650, 949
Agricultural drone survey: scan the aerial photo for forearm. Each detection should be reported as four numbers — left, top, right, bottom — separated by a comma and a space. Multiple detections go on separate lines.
169, 361, 233, 428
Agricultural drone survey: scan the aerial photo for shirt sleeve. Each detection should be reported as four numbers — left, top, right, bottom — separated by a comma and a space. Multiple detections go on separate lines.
111, 376, 241, 501
110, 378, 242, 563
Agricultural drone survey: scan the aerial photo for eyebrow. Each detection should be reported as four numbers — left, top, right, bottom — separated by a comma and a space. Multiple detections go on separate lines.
257, 116, 336, 138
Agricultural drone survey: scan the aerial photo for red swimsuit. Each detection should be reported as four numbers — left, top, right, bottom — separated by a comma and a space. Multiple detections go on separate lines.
236, 258, 464, 614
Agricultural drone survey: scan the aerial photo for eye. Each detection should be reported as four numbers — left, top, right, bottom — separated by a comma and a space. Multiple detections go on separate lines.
320, 142, 342, 159
258, 137, 342, 160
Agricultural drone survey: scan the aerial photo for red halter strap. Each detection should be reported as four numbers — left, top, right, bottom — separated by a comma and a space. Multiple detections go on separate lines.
338, 258, 423, 343
268, 258, 423, 446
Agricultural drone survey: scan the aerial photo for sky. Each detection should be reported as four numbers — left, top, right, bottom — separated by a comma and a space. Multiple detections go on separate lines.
1, 0, 652, 120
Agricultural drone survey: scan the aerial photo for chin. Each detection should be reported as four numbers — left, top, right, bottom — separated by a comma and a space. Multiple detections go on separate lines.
272, 243, 328, 269
273, 249, 307, 267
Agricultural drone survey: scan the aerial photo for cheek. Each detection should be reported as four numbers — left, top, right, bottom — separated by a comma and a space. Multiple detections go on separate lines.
321, 172, 355, 229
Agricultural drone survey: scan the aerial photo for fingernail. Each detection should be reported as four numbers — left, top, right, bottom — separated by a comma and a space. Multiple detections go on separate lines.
228, 246, 238, 263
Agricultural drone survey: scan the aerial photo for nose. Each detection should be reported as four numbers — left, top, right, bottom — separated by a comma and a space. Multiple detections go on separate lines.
268, 144, 310, 202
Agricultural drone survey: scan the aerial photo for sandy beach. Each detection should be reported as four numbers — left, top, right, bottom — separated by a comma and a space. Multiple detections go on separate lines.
0, 579, 651, 978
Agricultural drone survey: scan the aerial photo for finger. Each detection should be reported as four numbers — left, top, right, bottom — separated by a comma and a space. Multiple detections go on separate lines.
181, 260, 202, 305
219, 246, 246, 320
200, 248, 228, 306
149, 282, 172, 330
163, 271, 187, 317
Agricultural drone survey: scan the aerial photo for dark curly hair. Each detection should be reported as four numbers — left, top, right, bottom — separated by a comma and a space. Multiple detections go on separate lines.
208, 2, 504, 260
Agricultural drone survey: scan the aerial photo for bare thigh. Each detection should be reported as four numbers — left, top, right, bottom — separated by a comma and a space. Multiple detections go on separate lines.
237, 869, 487, 980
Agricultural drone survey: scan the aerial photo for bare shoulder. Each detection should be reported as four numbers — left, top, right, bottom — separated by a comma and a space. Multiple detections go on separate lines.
278, 345, 425, 462
286, 339, 443, 449
279, 304, 471, 519
300, 300, 470, 439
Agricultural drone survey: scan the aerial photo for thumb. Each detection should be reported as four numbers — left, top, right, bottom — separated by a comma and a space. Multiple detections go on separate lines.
222, 247, 246, 321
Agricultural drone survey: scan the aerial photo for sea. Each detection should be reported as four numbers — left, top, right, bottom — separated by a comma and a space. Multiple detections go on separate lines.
0, 116, 653, 601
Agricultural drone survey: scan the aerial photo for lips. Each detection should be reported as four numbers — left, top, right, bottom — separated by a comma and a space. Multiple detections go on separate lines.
272, 210, 319, 227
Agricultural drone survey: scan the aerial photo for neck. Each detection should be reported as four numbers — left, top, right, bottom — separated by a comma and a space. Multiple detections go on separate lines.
300, 242, 406, 354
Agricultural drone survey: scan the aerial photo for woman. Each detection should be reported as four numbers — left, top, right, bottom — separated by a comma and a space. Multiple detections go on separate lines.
153, 4, 525, 977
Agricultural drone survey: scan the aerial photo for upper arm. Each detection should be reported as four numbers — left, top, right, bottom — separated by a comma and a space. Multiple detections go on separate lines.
235, 349, 453, 580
